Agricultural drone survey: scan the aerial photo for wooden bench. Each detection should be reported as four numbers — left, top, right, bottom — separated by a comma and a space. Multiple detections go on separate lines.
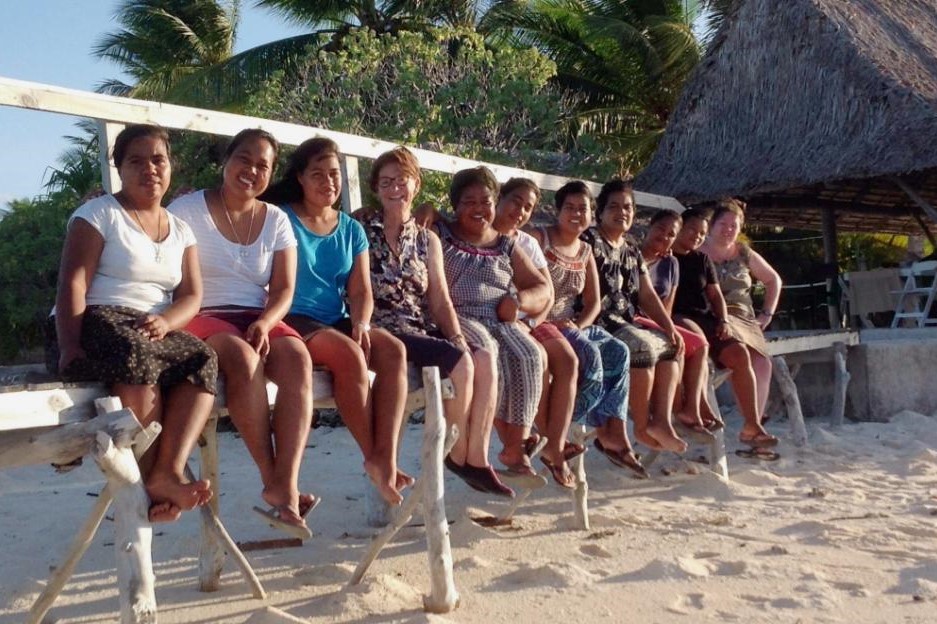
0, 364, 457, 623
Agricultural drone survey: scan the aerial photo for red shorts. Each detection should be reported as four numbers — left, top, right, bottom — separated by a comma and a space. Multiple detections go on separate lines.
634, 316, 707, 357
186, 309, 302, 342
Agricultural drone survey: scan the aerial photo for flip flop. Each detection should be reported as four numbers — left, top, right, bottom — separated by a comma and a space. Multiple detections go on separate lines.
541, 456, 575, 490
522, 435, 549, 459
495, 459, 548, 489
739, 432, 779, 448
735, 448, 781, 461
252, 505, 313, 540
298, 494, 321, 519
675, 419, 715, 440
594, 439, 649, 479
447, 455, 518, 497
563, 441, 587, 462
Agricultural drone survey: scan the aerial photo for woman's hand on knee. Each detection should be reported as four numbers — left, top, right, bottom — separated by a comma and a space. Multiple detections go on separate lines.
135, 314, 170, 341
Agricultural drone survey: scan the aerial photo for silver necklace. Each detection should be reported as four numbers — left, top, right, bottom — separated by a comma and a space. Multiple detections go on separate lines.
220, 189, 255, 259
128, 204, 164, 262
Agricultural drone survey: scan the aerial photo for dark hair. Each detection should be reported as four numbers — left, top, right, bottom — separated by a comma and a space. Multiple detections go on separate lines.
370, 146, 421, 193
223, 128, 280, 164
450, 166, 499, 209
112, 124, 170, 169
680, 207, 712, 225
260, 137, 340, 205
596, 178, 635, 215
554, 180, 593, 212
649, 209, 682, 227
499, 177, 541, 204
711, 197, 746, 227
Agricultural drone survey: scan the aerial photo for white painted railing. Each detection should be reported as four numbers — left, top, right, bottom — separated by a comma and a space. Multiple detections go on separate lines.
0, 75, 683, 212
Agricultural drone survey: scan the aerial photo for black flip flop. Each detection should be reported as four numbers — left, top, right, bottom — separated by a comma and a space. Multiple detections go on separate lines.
735, 448, 780, 461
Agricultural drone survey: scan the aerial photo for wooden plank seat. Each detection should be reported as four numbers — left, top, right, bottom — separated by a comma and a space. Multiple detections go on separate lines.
0, 364, 455, 623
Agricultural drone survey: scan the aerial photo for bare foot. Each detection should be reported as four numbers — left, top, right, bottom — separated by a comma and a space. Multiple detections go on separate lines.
262, 486, 299, 516
674, 410, 707, 431
364, 460, 403, 506
633, 428, 665, 451
395, 469, 415, 490
646, 425, 688, 454
498, 446, 531, 472
146, 473, 212, 518
147, 501, 181, 523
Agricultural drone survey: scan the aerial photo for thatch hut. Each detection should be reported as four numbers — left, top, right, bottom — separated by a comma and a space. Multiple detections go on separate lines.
635, 0, 937, 238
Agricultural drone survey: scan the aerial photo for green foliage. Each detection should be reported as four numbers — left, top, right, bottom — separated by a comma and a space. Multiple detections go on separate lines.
0, 193, 75, 362
247, 27, 607, 205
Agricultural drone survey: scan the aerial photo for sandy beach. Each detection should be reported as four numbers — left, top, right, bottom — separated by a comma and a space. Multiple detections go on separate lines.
2, 408, 936, 624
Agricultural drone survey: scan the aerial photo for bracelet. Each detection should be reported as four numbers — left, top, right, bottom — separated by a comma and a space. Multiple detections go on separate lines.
448, 333, 466, 344
356, 321, 371, 332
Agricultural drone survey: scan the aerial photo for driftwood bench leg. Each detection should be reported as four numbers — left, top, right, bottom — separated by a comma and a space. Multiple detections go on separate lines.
27, 397, 160, 624
830, 342, 850, 427
772, 356, 808, 447
351, 367, 460, 615
571, 425, 592, 531
198, 414, 225, 591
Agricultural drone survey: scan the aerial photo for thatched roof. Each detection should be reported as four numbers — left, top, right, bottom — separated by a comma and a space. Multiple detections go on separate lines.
635, 0, 937, 235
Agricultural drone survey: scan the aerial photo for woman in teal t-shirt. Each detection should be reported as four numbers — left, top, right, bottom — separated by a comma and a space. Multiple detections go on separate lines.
261, 138, 412, 508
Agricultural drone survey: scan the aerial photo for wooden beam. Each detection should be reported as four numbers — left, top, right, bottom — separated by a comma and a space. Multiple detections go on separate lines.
0, 75, 680, 210
911, 211, 937, 247
893, 177, 937, 225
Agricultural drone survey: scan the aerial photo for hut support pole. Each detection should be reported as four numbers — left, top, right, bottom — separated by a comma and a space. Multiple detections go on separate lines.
821, 207, 841, 329
911, 212, 937, 248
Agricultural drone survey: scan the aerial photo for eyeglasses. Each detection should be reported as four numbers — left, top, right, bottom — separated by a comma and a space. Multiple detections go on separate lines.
378, 176, 412, 189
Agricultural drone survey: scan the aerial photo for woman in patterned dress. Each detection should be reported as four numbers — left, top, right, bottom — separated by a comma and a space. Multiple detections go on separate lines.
582, 180, 687, 454
361, 147, 511, 497
53, 124, 217, 522
530, 181, 649, 478
435, 167, 551, 477
492, 178, 581, 488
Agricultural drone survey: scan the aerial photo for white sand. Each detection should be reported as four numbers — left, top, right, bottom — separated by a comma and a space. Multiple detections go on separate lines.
2, 410, 936, 623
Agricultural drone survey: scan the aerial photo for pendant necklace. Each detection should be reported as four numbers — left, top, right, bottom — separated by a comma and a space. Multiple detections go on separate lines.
220, 189, 255, 260
128, 203, 164, 262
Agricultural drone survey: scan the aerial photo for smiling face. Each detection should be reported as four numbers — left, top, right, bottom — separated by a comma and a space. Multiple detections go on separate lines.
676, 216, 709, 251
711, 211, 743, 245
496, 186, 538, 230
222, 135, 275, 201
598, 190, 634, 235
297, 153, 342, 209
455, 183, 496, 237
644, 215, 680, 256
117, 135, 171, 205
557, 192, 592, 236
376, 161, 420, 215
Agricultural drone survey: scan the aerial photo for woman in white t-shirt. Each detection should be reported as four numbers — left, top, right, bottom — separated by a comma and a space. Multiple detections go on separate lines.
53, 124, 217, 523
170, 129, 315, 539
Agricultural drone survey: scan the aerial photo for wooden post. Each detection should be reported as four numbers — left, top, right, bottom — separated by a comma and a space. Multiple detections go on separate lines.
771, 356, 808, 447
183, 465, 266, 599
198, 415, 226, 592
92, 431, 157, 624
340, 156, 362, 214
349, 424, 459, 586
821, 207, 841, 329
96, 121, 124, 194
709, 427, 729, 479
571, 425, 591, 531
420, 366, 459, 614
830, 342, 851, 427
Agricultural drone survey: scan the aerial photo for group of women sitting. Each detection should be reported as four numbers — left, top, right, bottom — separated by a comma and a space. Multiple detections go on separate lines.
49, 123, 781, 539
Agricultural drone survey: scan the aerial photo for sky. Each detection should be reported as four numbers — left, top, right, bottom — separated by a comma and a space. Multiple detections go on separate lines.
0, 0, 306, 211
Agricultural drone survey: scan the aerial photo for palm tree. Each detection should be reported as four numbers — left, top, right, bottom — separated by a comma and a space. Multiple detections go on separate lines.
483, 0, 705, 170
93, 0, 240, 105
